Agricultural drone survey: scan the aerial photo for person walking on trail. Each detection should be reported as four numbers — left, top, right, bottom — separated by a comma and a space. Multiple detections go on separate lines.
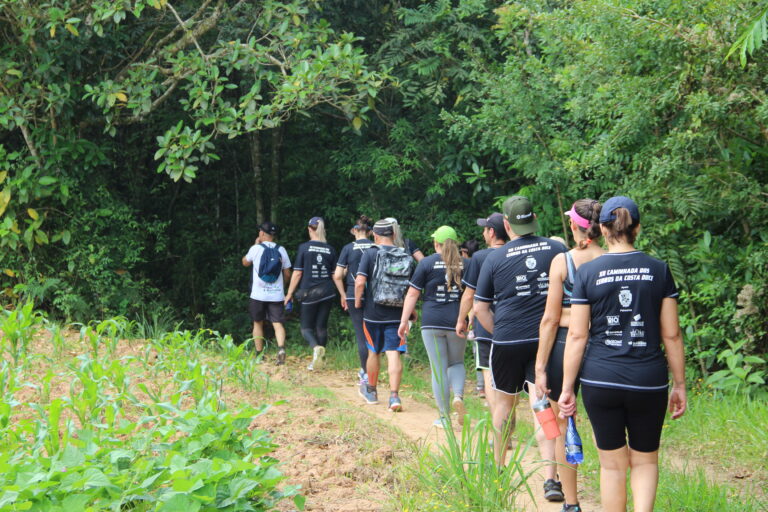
386, 217, 425, 262
333, 215, 374, 385
460, 239, 485, 397
534, 199, 605, 512
558, 196, 686, 512
399, 226, 468, 428
241, 221, 292, 364
355, 218, 415, 411
284, 217, 338, 371
473, 196, 567, 502
456, 213, 509, 417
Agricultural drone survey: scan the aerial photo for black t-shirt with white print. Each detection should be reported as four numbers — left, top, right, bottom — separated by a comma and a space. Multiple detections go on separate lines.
408, 253, 468, 330
474, 236, 567, 344
294, 241, 337, 302
356, 245, 406, 324
461, 247, 497, 342
571, 251, 679, 391
337, 238, 374, 300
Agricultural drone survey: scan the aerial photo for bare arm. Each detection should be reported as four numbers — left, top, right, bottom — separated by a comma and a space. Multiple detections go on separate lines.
661, 297, 687, 419
473, 300, 494, 334
282, 268, 291, 284
354, 274, 366, 309
456, 286, 474, 337
333, 266, 348, 309
412, 249, 425, 262
535, 254, 566, 397
242, 256, 251, 267
398, 287, 421, 338
558, 304, 590, 417
284, 270, 302, 305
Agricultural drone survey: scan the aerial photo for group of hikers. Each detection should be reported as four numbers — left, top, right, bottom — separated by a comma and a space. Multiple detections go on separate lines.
242, 195, 687, 512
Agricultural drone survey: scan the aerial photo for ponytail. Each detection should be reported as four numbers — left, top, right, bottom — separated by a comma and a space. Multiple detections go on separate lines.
358, 215, 373, 234
309, 219, 327, 242
572, 198, 603, 250
602, 208, 638, 244
385, 217, 405, 248
441, 238, 464, 290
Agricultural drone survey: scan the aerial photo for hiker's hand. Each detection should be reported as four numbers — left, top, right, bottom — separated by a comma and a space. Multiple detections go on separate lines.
456, 318, 467, 338
558, 389, 577, 418
398, 321, 410, 339
669, 384, 687, 419
340, 297, 348, 310
283, 294, 292, 306
535, 371, 550, 400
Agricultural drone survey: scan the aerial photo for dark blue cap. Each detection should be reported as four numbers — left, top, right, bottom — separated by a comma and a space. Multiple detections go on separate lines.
599, 196, 640, 224
308, 216, 323, 226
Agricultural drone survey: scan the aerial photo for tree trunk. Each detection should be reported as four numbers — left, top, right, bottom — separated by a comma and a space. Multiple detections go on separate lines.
269, 125, 284, 222
250, 131, 265, 223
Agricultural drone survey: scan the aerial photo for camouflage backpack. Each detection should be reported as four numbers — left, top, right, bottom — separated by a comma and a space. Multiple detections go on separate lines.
371, 246, 414, 307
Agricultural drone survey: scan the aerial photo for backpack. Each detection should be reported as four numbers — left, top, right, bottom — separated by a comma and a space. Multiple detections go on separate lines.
371, 246, 414, 307
257, 243, 283, 283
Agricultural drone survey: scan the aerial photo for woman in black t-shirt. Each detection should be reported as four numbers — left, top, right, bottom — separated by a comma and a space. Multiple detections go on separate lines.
399, 226, 467, 428
285, 217, 338, 370
333, 215, 374, 384
558, 196, 686, 512
534, 199, 605, 511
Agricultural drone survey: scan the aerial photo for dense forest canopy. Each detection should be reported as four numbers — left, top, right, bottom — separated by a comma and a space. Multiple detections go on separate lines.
1, 0, 766, 394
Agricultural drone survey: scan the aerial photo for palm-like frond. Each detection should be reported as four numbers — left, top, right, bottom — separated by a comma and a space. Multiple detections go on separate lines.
727, 4, 768, 66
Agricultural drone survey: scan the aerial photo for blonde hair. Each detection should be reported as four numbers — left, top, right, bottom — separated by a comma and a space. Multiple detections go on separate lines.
385, 217, 405, 248
309, 219, 327, 242
440, 238, 463, 290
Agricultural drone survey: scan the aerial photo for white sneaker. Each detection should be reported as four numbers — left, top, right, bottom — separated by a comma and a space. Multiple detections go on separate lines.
310, 345, 325, 370
452, 396, 466, 425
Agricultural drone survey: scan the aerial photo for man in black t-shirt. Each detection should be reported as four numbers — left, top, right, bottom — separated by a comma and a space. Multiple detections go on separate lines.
474, 196, 567, 473
354, 219, 414, 411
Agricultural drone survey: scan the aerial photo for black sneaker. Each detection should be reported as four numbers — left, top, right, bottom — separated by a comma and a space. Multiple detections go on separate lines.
543, 479, 564, 502
562, 504, 582, 512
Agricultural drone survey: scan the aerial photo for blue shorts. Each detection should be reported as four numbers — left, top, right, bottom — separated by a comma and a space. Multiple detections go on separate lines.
363, 321, 407, 354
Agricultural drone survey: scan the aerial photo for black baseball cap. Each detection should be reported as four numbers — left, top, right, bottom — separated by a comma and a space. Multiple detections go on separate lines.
599, 196, 640, 224
259, 221, 279, 235
476, 213, 505, 236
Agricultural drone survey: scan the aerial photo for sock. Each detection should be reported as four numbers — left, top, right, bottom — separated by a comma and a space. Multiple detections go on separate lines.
366, 384, 376, 393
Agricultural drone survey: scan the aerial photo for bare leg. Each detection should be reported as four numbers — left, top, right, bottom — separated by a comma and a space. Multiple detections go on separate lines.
629, 449, 659, 512
366, 350, 380, 387
273, 322, 286, 348
492, 392, 518, 466
597, 446, 629, 512
385, 350, 402, 392
252, 321, 264, 352
552, 402, 579, 505
529, 393, 558, 481
482, 369, 496, 413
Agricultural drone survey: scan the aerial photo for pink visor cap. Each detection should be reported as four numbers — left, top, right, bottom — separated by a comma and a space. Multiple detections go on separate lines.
564, 206, 590, 229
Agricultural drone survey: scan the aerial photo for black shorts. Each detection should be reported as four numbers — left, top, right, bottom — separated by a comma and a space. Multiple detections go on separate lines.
546, 327, 581, 402
249, 299, 285, 323
490, 343, 537, 395
582, 385, 668, 452
474, 339, 492, 370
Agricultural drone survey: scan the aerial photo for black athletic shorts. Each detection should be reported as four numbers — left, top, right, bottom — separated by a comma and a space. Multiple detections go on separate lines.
490, 343, 537, 395
546, 327, 581, 402
474, 339, 492, 370
249, 299, 285, 323
582, 384, 668, 452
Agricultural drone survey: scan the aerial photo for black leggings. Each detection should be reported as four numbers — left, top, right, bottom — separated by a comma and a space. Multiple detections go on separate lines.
347, 300, 368, 371
300, 299, 333, 348
582, 384, 668, 452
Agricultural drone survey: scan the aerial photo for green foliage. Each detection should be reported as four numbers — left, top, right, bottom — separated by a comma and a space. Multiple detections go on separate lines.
0, 301, 43, 365
727, 4, 768, 66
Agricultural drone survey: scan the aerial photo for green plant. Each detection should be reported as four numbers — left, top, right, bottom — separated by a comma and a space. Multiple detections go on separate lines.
0, 301, 43, 365
705, 339, 767, 395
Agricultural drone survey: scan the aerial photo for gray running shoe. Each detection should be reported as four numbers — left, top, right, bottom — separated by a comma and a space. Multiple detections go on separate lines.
276, 349, 286, 366
388, 395, 402, 412
544, 479, 565, 502
358, 383, 378, 404
561, 504, 582, 512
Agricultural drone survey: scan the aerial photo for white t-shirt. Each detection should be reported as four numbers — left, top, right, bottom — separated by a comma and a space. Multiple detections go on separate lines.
245, 242, 292, 302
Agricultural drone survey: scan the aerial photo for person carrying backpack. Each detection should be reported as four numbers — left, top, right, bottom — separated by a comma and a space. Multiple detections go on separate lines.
355, 218, 415, 410
242, 221, 292, 364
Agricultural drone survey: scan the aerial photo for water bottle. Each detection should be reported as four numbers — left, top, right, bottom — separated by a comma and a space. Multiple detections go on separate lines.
532, 395, 560, 440
285, 299, 293, 312
565, 416, 584, 465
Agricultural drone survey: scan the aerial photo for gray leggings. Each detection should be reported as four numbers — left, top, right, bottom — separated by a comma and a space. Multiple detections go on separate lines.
421, 328, 467, 416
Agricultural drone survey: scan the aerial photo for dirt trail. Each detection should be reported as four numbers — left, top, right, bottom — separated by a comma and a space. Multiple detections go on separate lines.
319, 372, 602, 512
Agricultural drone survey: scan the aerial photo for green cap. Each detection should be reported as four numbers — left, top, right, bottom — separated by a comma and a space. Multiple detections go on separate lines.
431, 225, 459, 244
503, 195, 538, 236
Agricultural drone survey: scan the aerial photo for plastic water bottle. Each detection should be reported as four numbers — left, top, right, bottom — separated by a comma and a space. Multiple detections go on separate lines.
565, 416, 584, 465
285, 299, 293, 312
